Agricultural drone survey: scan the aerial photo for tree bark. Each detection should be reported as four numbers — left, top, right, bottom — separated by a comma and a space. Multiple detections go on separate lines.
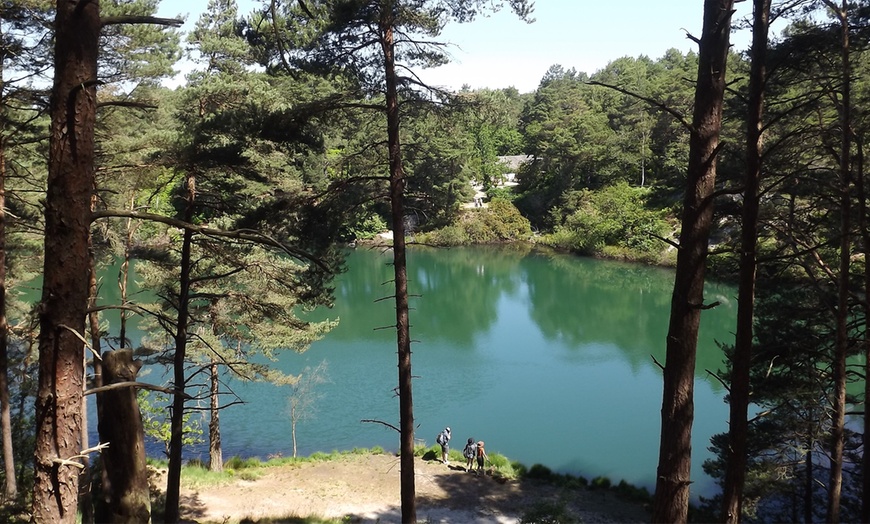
95, 350, 150, 523
208, 359, 222, 472
856, 134, 870, 524
825, 2, 851, 522
32, 0, 100, 521
721, 1, 770, 522
0, 21, 16, 500
82, 195, 104, 524
0, 127, 16, 503
164, 173, 195, 524
379, 7, 416, 523
652, 1, 734, 522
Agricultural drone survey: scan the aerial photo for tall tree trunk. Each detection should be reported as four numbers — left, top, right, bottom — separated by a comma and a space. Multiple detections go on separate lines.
721, 1, 770, 522
119, 195, 136, 348
805, 444, 814, 524
0, 132, 15, 503
652, 1, 734, 522
164, 173, 195, 524
208, 358, 222, 472
15, 332, 34, 493
32, 0, 100, 521
379, 9, 416, 523
825, 2, 851, 522
82, 195, 103, 524
858, 133, 870, 524
0, 28, 16, 500
95, 350, 150, 523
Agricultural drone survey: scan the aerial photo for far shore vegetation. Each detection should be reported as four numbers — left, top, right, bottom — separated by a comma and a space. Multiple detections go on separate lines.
364, 180, 677, 268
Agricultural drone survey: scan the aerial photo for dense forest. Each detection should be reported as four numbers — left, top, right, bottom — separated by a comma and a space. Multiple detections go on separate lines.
1, 0, 870, 522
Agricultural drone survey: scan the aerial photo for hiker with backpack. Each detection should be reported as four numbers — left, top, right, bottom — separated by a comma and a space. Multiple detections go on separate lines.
463, 437, 476, 471
436, 427, 451, 464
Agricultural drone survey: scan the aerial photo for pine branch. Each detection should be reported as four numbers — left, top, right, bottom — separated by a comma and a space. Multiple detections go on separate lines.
101, 15, 183, 28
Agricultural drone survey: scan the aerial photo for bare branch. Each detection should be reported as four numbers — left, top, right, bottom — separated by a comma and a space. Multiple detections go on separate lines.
362, 418, 400, 433
705, 369, 731, 392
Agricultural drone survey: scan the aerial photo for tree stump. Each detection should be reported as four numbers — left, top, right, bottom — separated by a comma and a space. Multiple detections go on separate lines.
96, 349, 150, 523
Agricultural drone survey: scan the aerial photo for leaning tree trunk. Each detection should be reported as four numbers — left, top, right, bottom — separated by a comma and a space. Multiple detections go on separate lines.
31, 1, 100, 521
379, 11, 416, 524
826, 2, 851, 522
95, 349, 150, 523
721, 0, 770, 522
653, 1, 734, 522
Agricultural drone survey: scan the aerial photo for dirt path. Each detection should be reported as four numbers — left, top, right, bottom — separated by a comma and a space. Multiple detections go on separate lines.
176, 453, 650, 523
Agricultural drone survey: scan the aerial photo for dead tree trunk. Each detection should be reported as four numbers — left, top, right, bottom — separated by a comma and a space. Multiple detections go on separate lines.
95, 349, 150, 523
653, 1, 735, 522
31, 0, 100, 521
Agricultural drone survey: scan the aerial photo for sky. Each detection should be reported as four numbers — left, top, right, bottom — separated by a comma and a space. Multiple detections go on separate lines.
158, 0, 758, 93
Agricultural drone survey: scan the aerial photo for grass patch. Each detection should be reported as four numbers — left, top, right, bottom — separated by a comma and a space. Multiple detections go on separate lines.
225, 456, 262, 470
180, 461, 238, 489
520, 498, 573, 524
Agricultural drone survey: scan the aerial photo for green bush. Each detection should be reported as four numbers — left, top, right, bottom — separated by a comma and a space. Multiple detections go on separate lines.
520, 499, 573, 524
552, 182, 668, 259
417, 199, 531, 246
224, 456, 261, 470
590, 475, 612, 490
487, 185, 516, 201
417, 224, 468, 246
346, 213, 388, 241
525, 463, 553, 480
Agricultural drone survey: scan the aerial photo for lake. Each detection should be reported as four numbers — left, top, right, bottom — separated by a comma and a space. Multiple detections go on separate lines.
124, 244, 735, 501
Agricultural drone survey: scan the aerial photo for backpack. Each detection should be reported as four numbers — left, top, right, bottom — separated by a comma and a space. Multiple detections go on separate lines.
436, 432, 445, 446
463, 443, 476, 460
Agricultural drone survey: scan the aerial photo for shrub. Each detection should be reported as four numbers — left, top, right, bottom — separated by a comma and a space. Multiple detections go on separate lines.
483, 199, 533, 240
346, 213, 388, 241
487, 185, 516, 201
616, 479, 652, 503
525, 463, 553, 480
553, 182, 668, 258
417, 199, 531, 246
590, 475, 612, 490
520, 499, 573, 524
224, 456, 261, 470
417, 224, 468, 246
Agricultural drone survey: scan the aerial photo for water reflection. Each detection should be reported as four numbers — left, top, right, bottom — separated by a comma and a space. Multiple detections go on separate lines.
99, 245, 735, 503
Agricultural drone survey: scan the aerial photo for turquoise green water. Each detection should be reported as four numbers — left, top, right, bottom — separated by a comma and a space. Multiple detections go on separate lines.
197, 245, 736, 499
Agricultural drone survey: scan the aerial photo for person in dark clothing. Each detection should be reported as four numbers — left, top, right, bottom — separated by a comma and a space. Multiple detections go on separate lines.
463, 437, 476, 471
